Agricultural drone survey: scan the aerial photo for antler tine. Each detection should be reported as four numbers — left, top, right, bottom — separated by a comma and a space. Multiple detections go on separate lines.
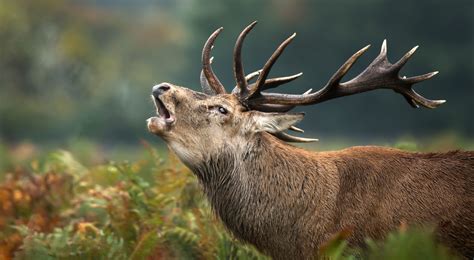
272, 132, 318, 143
324, 45, 371, 92
247, 33, 297, 98
254, 72, 303, 91
247, 40, 444, 109
394, 45, 418, 71
396, 81, 444, 109
380, 39, 388, 57
289, 125, 304, 133
246, 69, 262, 82
202, 27, 226, 95
406, 71, 439, 83
232, 71, 301, 94
234, 21, 258, 97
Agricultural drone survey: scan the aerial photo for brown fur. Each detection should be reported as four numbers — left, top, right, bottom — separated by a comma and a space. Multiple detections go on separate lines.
147, 84, 474, 259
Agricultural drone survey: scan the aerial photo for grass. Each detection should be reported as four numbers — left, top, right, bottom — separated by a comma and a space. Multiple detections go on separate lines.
0, 136, 469, 259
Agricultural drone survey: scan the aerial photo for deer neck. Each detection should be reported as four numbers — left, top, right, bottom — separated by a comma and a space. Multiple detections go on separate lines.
180, 133, 321, 242
186, 134, 265, 200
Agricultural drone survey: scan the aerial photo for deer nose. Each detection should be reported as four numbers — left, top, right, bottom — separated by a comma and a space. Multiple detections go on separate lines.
152, 83, 171, 97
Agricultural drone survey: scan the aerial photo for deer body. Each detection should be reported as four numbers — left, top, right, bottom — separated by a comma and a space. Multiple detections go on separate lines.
147, 22, 473, 258
183, 133, 473, 259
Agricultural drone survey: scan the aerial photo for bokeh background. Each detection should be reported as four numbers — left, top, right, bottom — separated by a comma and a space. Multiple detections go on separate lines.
0, 0, 473, 164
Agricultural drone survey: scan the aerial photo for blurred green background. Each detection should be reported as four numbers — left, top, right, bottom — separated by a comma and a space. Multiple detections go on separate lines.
0, 0, 472, 160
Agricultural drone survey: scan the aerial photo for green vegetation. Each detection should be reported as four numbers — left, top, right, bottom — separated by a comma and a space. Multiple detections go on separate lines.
0, 141, 463, 259
0, 145, 267, 259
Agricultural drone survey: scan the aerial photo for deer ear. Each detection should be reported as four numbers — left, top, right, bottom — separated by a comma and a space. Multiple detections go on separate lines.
251, 112, 304, 133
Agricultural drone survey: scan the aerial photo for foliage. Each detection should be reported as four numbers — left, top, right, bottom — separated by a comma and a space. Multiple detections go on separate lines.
0, 145, 268, 259
318, 226, 459, 260
0, 143, 463, 259
363, 226, 457, 260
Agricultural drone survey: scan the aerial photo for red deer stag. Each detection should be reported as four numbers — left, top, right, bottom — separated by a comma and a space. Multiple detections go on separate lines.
147, 22, 473, 259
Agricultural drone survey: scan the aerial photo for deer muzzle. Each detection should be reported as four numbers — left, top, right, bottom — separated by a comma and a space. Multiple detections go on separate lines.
147, 83, 175, 134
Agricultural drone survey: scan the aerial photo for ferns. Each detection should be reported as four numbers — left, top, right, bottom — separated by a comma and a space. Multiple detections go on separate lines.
0, 145, 267, 259
14, 225, 127, 260
0, 145, 460, 259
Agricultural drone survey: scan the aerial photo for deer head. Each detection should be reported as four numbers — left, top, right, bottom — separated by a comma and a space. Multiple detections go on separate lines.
147, 21, 443, 165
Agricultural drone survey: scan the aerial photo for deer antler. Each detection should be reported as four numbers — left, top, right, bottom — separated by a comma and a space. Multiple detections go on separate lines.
245, 39, 444, 109
201, 27, 227, 95
201, 22, 444, 143
233, 21, 258, 97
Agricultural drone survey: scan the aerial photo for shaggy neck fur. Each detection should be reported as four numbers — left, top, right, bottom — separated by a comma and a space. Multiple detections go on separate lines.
185, 133, 325, 257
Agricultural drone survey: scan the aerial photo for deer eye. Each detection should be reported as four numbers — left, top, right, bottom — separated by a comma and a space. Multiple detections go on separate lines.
218, 106, 228, 114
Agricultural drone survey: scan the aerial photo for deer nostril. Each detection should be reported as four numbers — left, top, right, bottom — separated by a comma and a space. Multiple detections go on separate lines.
152, 83, 171, 97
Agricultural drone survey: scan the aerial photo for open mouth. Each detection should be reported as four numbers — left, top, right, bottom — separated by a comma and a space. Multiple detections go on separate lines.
152, 95, 175, 124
